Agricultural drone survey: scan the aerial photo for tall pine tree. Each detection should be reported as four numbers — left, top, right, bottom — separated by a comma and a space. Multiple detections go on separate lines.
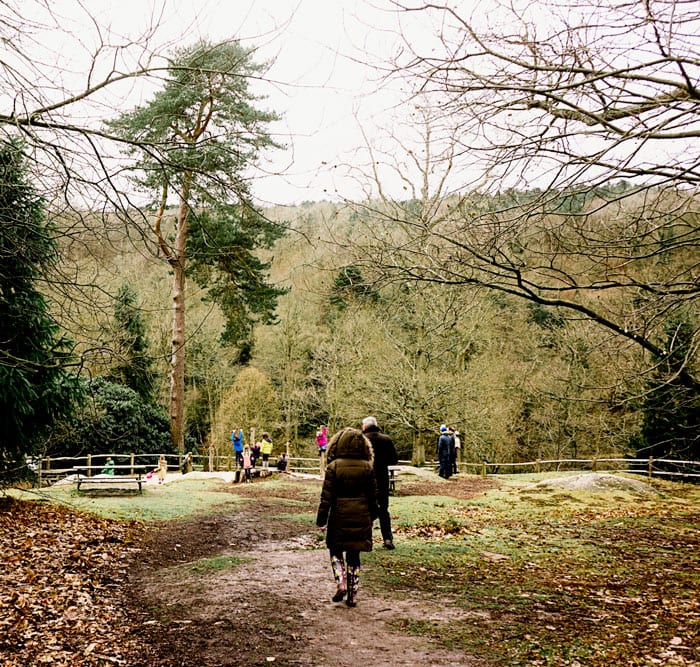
108, 40, 284, 453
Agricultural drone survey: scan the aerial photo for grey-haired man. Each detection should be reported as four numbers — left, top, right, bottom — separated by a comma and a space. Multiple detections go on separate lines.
361, 416, 399, 549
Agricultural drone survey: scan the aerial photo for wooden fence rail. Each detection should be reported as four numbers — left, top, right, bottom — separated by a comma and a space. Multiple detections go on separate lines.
34, 453, 700, 487
451, 457, 700, 481
34, 451, 326, 486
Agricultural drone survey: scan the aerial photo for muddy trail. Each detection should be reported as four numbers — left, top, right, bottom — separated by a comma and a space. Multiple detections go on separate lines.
127, 477, 486, 667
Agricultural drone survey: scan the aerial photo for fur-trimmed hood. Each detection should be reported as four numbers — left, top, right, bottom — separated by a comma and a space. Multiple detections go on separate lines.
326, 427, 374, 465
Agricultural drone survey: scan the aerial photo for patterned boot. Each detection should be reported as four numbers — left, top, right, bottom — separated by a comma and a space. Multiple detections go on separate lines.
331, 556, 346, 602
345, 565, 360, 607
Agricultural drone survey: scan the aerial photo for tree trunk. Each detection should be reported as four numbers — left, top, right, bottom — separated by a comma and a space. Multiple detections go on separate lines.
412, 427, 426, 465
170, 262, 186, 454
411, 329, 428, 464
207, 381, 217, 471
169, 193, 189, 455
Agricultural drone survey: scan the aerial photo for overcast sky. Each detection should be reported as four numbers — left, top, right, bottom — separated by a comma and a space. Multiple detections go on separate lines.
56, 0, 416, 205
232, 0, 410, 205
16, 0, 528, 206
19, 1, 695, 207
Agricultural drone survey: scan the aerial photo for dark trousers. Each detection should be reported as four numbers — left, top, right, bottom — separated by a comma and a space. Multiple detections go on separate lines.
377, 490, 393, 541
439, 452, 451, 478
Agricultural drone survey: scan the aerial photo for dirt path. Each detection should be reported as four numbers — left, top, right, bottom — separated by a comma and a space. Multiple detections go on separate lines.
129, 479, 484, 667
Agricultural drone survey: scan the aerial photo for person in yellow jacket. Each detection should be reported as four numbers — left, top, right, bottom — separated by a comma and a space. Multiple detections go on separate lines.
260, 432, 273, 469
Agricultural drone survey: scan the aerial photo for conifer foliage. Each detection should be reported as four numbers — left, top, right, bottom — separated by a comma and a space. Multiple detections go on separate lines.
107, 284, 155, 400
0, 140, 81, 481
639, 315, 700, 462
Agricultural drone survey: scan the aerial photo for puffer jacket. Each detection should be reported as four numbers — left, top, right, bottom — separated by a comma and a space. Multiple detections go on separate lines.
316, 428, 379, 552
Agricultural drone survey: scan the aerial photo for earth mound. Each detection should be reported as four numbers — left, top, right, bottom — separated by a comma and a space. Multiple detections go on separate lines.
533, 472, 656, 495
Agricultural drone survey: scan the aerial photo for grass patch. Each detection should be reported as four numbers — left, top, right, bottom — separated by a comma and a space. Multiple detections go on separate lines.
368, 475, 700, 666
275, 510, 319, 526
12, 478, 244, 522
253, 477, 322, 499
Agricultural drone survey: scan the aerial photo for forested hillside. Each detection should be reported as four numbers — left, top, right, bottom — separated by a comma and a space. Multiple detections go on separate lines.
46, 189, 698, 465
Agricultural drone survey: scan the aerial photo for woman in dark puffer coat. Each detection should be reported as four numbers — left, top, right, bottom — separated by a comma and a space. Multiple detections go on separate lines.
316, 427, 378, 607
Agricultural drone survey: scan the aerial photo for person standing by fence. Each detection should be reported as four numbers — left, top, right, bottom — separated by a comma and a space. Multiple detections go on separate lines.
242, 446, 253, 483
251, 439, 261, 468
361, 416, 399, 550
451, 428, 461, 475
316, 425, 328, 456
182, 451, 193, 474
438, 425, 452, 479
232, 428, 244, 468
260, 432, 273, 469
157, 455, 168, 484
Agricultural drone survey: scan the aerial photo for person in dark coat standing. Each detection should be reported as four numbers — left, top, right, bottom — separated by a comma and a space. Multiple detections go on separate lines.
437, 424, 452, 479
317, 427, 378, 607
361, 415, 399, 550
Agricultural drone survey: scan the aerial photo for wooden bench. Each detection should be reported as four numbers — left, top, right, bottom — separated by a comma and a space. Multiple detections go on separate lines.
389, 466, 400, 495
74, 466, 146, 494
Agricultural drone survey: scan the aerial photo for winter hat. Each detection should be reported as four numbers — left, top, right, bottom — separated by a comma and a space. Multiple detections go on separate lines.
440, 424, 448, 433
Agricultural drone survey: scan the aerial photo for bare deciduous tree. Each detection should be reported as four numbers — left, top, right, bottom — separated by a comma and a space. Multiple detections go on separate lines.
0, 2, 181, 382
349, 0, 700, 391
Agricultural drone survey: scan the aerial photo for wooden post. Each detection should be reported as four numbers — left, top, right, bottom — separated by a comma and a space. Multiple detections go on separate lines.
481, 461, 487, 477
130, 453, 135, 475
648, 457, 654, 482
227, 455, 231, 471
592, 457, 597, 472
535, 459, 541, 474
87, 454, 92, 477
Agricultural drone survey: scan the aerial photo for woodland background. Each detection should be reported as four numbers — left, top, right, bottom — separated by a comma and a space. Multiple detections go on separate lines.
1, 1, 698, 479
41, 188, 698, 466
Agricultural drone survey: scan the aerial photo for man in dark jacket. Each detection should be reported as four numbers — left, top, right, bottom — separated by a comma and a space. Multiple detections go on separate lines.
437, 424, 452, 479
362, 416, 399, 550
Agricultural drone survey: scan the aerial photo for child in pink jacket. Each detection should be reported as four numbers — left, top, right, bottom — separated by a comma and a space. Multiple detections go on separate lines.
316, 425, 328, 455
242, 446, 253, 483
